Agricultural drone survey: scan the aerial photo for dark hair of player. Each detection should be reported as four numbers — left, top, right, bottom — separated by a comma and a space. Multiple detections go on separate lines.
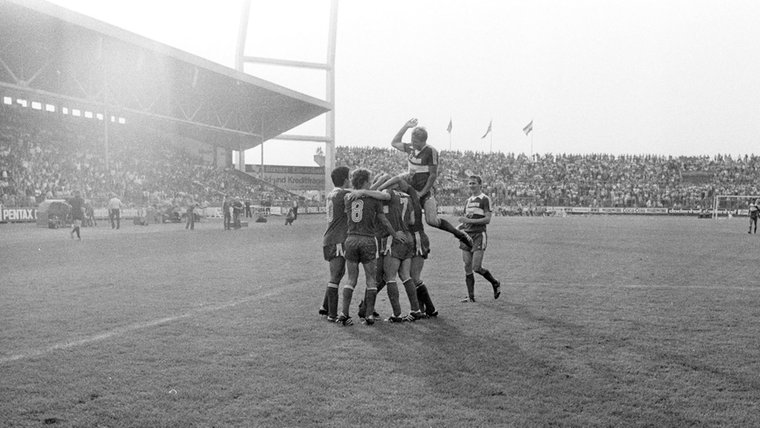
351, 168, 371, 190
468, 175, 482, 185
331, 166, 350, 187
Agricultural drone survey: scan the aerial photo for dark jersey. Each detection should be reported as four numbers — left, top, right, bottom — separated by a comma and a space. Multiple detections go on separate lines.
385, 189, 412, 233
323, 187, 351, 246
462, 192, 491, 233
69, 196, 85, 220
345, 194, 384, 238
402, 143, 439, 193
407, 187, 424, 233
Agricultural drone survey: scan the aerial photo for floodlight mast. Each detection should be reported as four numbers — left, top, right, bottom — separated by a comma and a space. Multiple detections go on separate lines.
235, 0, 338, 198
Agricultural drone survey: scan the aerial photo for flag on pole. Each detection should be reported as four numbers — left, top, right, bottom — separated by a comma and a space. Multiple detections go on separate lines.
522, 120, 533, 136
481, 120, 492, 139
446, 118, 452, 133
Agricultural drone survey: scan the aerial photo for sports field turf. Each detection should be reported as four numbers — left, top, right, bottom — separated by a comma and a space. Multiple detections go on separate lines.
1, 214, 759, 426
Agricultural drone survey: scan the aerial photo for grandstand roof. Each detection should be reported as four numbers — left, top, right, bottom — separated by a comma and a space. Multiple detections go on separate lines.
0, 0, 331, 151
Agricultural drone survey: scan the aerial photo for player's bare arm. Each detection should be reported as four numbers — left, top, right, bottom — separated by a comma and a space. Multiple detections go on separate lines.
377, 173, 409, 191
459, 210, 492, 225
391, 118, 418, 151
347, 189, 391, 201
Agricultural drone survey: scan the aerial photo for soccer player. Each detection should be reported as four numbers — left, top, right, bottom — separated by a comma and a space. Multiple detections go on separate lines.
337, 169, 405, 326
320, 166, 352, 322
69, 190, 85, 240
387, 118, 473, 250
749, 199, 759, 234
378, 174, 438, 317
360, 174, 422, 322
458, 175, 501, 302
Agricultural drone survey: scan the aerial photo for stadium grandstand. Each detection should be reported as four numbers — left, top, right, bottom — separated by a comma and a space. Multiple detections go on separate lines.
0, 0, 329, 216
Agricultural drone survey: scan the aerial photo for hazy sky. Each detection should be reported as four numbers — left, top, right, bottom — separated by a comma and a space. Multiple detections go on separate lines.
46, 0, 760, 166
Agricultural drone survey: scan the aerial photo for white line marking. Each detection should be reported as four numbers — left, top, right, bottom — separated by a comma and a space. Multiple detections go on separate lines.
0, 291, 278, 365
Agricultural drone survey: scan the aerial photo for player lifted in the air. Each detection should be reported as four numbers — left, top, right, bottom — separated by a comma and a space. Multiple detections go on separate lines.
386, 118, 473, 250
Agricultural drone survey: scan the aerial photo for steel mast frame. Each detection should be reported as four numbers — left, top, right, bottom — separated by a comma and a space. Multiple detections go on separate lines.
235, 0, 338, 197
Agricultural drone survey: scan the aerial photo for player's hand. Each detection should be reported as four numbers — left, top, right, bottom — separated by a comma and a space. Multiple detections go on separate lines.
346, 190, 363, 201
405, 118, 418, 128
458, 216, 468, 224
393, 231, 408, 244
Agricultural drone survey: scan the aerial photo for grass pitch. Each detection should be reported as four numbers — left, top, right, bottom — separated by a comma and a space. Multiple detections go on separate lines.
1, 214, 759, 427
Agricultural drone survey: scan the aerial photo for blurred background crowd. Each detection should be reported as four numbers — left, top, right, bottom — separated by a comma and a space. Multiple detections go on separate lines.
2, 107, 759, 214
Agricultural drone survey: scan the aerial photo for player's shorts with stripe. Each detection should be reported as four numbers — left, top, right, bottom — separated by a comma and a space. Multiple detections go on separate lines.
459, 230, 487, 252
379, 232, 414, 260
323, 242, 346, 261
344, 235, 378, 264
412, 230, 431, 259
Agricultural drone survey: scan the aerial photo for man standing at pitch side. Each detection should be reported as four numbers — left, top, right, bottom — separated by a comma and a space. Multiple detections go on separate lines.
107, 193, 122, 230
388, 118, 473, 250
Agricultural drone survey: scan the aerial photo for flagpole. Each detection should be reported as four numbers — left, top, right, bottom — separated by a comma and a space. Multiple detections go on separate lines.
490, 131, 493, 153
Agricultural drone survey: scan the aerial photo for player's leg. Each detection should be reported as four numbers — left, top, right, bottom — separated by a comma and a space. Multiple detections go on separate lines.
361, 259, 379, 325
398, 257, 422, 320
359, 240, 385, 319
462, 249, 476, 302
411, 231, 437, 316
324, 253, 345, 320
338, 260, 359, 325
472, 249, 500, 299
423, 195, 473, 248
382, 255, 402, 318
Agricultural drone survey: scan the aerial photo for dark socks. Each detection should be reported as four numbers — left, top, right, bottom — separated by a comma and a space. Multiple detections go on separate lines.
416, 282, 435, 314
476, 268, 498, 285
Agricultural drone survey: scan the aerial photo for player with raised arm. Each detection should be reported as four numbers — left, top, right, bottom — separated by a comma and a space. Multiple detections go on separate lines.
337, 169, 405, 326
388, 118, 473, 250
459, 175, 501, 302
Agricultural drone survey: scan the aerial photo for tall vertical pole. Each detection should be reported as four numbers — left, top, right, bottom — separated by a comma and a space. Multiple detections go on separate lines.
235, 0, 251, 73
324, 0, 338, 199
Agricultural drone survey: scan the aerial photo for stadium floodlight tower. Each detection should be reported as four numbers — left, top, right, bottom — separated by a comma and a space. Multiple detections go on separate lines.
235, 0, 338, 198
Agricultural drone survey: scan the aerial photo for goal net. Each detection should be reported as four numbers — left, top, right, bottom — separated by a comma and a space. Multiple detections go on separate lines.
712, 195, 760, 219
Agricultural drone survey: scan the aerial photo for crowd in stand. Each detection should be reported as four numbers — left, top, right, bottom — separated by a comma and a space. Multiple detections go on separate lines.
0, 106, 296, 211
3, 104, 760, 213
336, 147, 760, 210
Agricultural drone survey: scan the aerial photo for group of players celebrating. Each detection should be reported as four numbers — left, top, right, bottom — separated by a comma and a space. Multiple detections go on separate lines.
319, 118, 502, 326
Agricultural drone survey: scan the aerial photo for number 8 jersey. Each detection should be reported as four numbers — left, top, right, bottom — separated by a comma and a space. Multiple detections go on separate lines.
344, 195, 385, 237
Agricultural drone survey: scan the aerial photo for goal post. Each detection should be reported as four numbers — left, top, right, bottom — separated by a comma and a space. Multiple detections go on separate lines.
712, 195, 760, 219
